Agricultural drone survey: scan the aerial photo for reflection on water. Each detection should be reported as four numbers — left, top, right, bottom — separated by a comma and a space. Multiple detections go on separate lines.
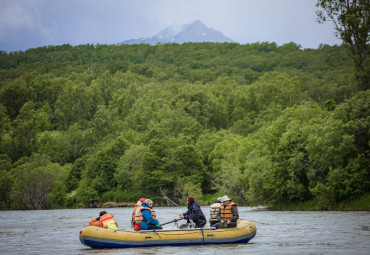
0, 207, 369, 254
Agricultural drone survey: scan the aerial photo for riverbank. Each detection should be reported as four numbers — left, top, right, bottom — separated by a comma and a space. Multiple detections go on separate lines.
100, 193, 370, 211
102, 201, 135, 207
270, 193, 370, 211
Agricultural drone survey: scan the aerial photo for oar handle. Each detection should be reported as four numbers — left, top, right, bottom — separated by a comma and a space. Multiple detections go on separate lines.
159, 218, 182, 226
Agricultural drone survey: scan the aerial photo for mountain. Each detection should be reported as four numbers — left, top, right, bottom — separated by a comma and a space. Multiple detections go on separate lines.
122, 20, 233, 45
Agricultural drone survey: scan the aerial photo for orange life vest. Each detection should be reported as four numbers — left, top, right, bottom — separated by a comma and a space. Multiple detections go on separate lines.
99, 213, 118, 229
136, 207, 157, 224
89, 218, 102, 227
220, 202, 237, 221
132, 201, 143, 228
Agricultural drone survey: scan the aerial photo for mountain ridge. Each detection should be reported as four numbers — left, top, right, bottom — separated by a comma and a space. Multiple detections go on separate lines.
122, 20, 233, 45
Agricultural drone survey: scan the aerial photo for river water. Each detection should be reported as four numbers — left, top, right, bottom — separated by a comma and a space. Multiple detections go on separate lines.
0, 206, 369, 254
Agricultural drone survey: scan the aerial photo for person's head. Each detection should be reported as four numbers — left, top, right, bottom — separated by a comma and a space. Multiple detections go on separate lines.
222, 195, 232, 205
96, 210, 107, 220
187, 196, 195, 204
215, 197, 222, 203
144, 199, 153, 207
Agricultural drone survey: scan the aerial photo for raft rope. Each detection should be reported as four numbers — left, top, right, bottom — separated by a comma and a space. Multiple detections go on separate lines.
153, 229, 161, 238
200, 228, 204, 243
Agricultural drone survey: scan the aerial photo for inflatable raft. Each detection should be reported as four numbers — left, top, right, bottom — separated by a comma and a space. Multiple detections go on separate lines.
79, 219, 256, 249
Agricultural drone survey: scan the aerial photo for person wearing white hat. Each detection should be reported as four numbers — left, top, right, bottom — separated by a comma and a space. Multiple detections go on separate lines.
214, 195, 239, 229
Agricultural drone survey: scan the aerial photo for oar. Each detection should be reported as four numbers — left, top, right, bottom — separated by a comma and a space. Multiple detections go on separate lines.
160, 218, 182, 227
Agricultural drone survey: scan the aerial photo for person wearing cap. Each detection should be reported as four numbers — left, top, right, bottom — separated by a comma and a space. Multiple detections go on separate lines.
209, 197, 223, 227
132, 198, 146, 230
216, 195, 239, 228
179, 196, 207, 228
89, 210, 107, 227
136, 199, 162, 230
89, 211, 118, 230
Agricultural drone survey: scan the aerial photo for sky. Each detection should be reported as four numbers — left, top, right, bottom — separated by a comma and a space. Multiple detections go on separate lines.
0, 0, 342, 52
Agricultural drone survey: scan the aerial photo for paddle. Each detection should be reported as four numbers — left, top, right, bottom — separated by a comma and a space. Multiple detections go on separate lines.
159, 218, 182, 227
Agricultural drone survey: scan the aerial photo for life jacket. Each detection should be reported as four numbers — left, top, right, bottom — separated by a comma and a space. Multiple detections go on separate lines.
136, 207, 157, 224
133, 222, 141, 231
89, 218, 102, 227
209, 202, 221, 222
220, 202, 237, 221
100, 213, 118, 230
132, 200, 143, 228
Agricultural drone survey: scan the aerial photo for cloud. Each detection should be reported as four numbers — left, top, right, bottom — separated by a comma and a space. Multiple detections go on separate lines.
0, 0, 341, 52
0, 0, 38, 37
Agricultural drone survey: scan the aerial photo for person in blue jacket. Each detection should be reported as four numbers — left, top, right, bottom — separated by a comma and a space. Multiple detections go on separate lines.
139, 199, 162, 230
179, 196, 206, 228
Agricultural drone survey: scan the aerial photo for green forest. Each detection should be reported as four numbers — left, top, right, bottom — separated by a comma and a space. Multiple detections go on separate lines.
0, 40, 369, 210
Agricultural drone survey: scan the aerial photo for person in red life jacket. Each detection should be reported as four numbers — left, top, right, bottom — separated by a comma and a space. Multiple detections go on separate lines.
179, 196, 206, 228
89, 211, 118, 230
132, 198, 146, 230
215, 195, 239, 229
136, 199, 162, 230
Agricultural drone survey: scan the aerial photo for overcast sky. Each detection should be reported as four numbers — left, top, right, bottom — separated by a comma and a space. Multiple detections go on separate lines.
0, 0, 341, 52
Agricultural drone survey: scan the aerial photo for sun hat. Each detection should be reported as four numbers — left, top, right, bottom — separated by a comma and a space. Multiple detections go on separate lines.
222, 195, 232, 201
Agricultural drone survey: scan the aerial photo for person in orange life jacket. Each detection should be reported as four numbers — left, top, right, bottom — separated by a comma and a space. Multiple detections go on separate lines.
209, 197, 222, 228
214, 195, 239, 229
89, 211, 118, 229
139, 199, 162, 230
179, 196, 206, 228
132, 198, 146, 230
89, 210, 107, 227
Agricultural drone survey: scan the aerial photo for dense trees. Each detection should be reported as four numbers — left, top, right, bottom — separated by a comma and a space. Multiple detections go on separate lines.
316, 0, 370, 90
0, 41, 368, 209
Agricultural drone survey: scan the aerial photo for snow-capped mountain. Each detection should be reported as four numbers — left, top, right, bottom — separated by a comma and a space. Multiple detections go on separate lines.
122, 20, 233, 45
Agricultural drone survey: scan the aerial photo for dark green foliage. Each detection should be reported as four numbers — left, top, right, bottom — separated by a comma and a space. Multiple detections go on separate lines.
0, 42, 368, 209
316, 0, 370, 91
101, 190, 144, 203
9, 154, 64, 209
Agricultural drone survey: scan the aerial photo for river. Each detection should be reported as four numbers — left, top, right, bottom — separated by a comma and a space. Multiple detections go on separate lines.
0, 207, 369, 254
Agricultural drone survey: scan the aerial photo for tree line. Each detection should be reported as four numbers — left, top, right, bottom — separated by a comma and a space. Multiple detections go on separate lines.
0, 41, 369, 210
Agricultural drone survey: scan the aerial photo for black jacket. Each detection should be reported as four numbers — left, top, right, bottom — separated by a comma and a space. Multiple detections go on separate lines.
183, 201, 206, 223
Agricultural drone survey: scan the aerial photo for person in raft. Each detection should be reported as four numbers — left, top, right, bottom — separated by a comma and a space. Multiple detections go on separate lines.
136, 199, 162, 230
179, 196, 207, 228
215, 195, 239, 229
132, 198, 146, 230
209, 197, 223, 228
89, 210, 118, 230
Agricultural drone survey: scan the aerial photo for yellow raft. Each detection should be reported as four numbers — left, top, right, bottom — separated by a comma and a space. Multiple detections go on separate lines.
79, 220, 257, 249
